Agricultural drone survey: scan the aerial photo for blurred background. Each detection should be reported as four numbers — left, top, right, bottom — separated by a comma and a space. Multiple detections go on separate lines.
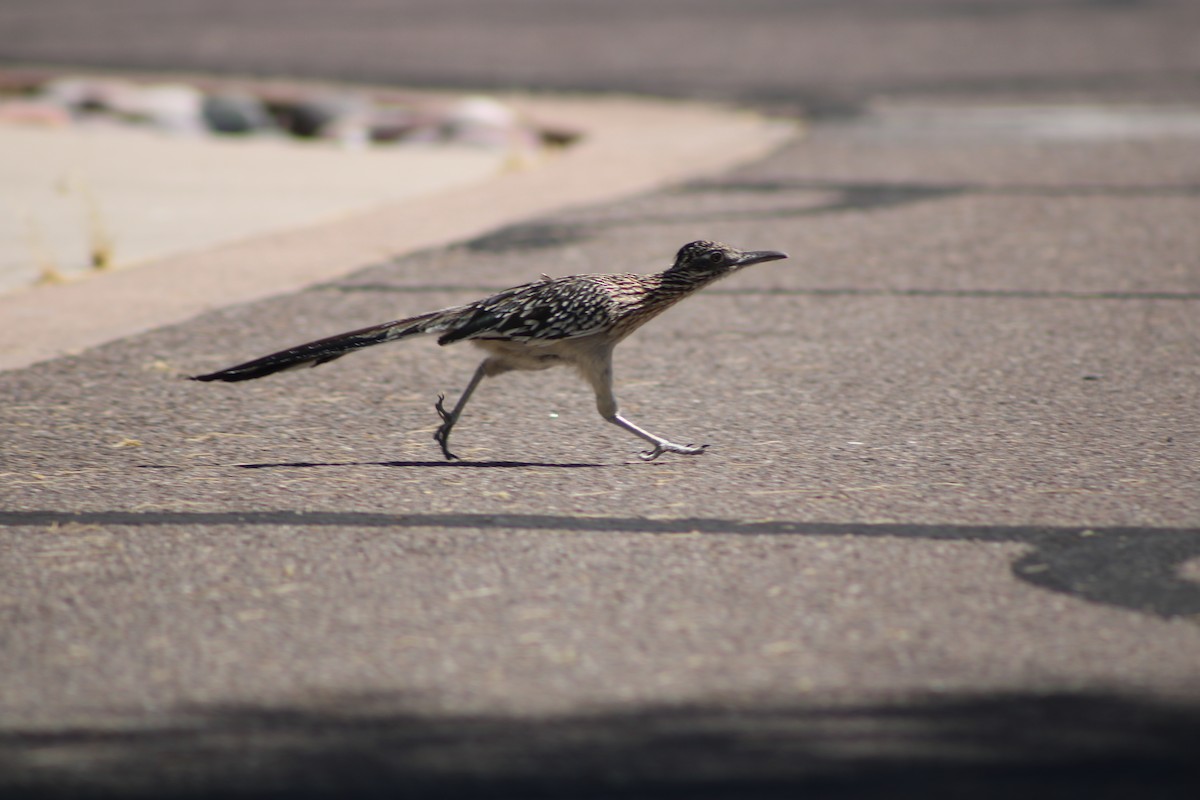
5, 1, 1197, 289
3, 0, 1198, 116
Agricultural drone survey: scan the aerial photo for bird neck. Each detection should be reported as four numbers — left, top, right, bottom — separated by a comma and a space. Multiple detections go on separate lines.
651, 266, 727, 299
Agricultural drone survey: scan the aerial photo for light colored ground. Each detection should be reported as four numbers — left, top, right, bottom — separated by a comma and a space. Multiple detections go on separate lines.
0, 124, 507, 294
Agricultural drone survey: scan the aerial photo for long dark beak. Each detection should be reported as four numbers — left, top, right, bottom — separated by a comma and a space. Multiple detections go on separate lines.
735, 250, 788, 267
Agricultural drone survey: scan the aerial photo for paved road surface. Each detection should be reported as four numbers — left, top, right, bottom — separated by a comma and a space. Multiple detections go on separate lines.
2, 1, 1198, 797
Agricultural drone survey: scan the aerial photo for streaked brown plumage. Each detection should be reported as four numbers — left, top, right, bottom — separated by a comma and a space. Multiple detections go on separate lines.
193, 240, 788, 460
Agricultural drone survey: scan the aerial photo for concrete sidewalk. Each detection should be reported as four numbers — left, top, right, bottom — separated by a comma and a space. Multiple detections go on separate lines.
0, 124, 506, 293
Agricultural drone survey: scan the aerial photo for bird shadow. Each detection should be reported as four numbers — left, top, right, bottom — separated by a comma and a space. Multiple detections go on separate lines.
230, 460, 606, 470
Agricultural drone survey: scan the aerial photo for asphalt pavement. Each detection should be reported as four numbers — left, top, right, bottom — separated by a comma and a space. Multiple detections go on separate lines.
1, 1, 1199, 798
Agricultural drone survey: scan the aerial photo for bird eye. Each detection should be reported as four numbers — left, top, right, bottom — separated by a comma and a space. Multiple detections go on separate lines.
708, 252, 724, 264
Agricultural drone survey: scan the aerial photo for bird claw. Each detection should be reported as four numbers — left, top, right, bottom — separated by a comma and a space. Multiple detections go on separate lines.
433, 394, 459, 460
434, 393, 452, 423
434, 430, 459, 461
639, 442, 708, 462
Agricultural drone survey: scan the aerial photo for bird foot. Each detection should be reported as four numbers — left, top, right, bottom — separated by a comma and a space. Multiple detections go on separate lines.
433, 394, 459, 461
639, 441, 708, 462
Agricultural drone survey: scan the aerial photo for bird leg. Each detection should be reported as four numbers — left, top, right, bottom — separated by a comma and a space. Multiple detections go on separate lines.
433, 361, 490, 460
583, 352, 707, 462
608, 413, 708, 462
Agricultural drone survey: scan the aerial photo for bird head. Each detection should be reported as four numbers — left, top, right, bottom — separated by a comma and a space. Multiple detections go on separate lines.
668, 240, 788, 276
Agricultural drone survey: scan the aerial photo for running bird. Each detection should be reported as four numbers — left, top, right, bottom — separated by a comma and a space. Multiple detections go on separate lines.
193, 240, 788, 461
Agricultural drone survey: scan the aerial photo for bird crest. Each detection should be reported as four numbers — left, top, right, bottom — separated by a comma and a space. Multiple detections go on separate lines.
670, 240, 737, 272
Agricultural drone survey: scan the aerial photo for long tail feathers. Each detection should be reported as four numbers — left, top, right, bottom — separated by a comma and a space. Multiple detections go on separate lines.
191, 311, 441, 383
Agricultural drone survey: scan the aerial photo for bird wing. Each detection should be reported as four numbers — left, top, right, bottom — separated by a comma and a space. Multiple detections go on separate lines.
436, 276, 616, 345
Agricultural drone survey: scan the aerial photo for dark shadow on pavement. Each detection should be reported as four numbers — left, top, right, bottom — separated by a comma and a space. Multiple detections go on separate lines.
463, 222, 593, 254
654, 178, 1200, 225
2, 512, 1197, 619
324, 282, 1200, 302
682, 177, 1200, 199
332, 177, 1200, 260
2, 690, 1198, 799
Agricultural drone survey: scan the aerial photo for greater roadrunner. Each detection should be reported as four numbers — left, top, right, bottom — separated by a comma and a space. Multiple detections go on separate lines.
193, 240, 787, 461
